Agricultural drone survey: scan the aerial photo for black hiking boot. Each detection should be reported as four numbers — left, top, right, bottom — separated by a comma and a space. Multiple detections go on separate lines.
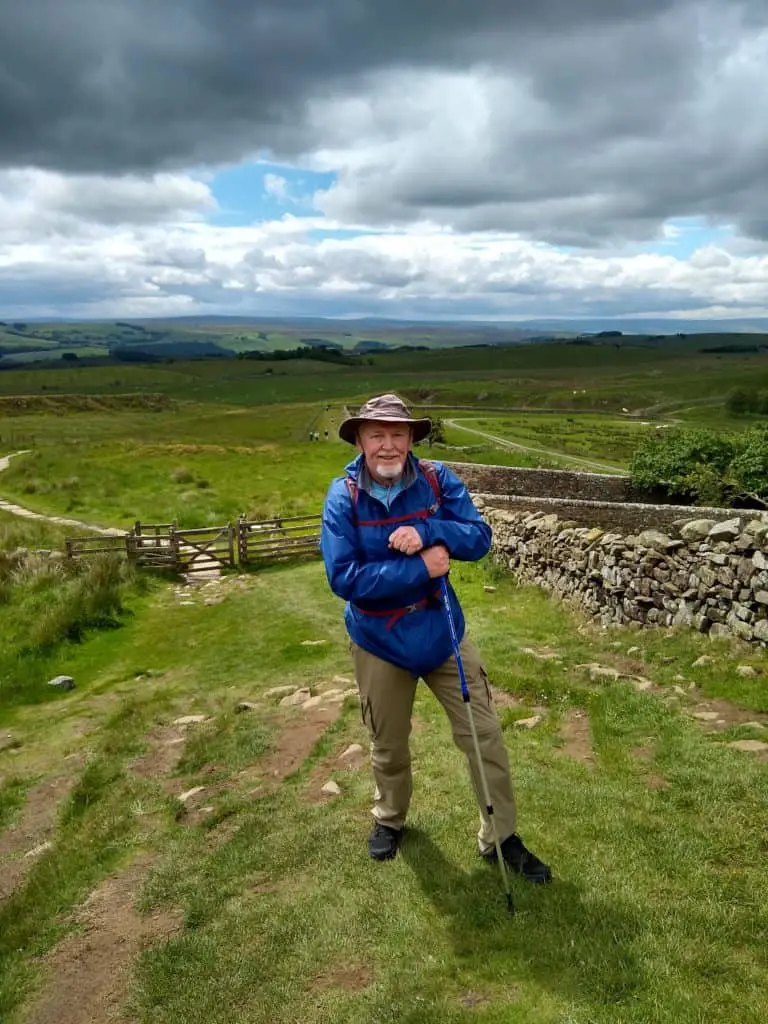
482, 833, 552, 884
368, 823, 403, 861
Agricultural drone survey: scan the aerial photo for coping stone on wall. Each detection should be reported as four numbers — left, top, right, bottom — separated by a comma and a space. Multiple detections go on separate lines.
443, 461, 672, 504
471, 492, 744, 534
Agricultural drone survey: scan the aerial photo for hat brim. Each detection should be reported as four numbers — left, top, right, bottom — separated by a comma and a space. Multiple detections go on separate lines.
338, 415, 432, 445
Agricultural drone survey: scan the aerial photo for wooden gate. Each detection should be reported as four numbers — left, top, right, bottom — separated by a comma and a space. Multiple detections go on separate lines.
128, 521, 178, 570
237, 514, 321, 566
175, 525, 235, 576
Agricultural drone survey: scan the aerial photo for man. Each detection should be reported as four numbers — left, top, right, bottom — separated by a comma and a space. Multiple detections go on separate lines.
320, 393, 551, 883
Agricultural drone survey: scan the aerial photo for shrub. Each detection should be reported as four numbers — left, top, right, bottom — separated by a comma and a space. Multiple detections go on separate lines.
630, 427, 735, 503
171, 466, 194, 484
725, 387, 768, 417
729, 426, 768, 500
425, 418, 446, 446
630, 425, 768, 507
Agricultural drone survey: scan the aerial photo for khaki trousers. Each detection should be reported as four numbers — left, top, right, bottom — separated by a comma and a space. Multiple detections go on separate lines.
351, 636, 517, 854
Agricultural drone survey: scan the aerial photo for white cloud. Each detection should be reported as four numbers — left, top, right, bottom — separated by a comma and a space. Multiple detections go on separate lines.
3, 1, 768, 318
300, 9, 768, 247
1, 177, 768, 319
263, 173, 290, 201
0, 169, 215, 245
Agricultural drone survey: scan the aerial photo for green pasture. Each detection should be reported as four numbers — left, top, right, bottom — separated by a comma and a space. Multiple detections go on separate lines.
0, 401, 548, 527
2, 344, 768, 1022
3, 344, 768, 414
442, 413, 649, 470
1, 557, 767, 1023
0, 330, 59, 352
2, 342, 768, 528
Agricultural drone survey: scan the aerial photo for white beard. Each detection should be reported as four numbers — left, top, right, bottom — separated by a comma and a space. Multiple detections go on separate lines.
374, 458, 405, 481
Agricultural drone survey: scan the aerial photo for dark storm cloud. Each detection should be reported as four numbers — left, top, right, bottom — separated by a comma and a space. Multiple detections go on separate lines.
0, 0, 684, 172
2, 0, 768, 247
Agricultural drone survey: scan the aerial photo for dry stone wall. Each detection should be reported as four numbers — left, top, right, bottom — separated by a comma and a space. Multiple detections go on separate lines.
471, 493, 741, 534
445, 461, 634, 501
481, 502, 768, 646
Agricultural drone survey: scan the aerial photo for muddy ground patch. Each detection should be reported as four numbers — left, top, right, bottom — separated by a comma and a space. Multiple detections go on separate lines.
23, 855, 182, 1024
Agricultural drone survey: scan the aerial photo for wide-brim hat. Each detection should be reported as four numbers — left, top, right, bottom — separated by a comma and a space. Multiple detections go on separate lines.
338, 393, 432, 445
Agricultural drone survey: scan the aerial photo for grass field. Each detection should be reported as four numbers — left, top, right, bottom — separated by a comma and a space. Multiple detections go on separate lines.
1, 558, 766, 1023
1, 343, 767, 530
2, 343, 768, 1022
3, 343, 768, 411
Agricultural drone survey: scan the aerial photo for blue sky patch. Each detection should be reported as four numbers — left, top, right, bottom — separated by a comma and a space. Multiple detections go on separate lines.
207, 160, 336, 226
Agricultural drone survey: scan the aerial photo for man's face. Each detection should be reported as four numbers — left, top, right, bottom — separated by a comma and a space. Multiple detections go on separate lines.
357, 421, 413, 483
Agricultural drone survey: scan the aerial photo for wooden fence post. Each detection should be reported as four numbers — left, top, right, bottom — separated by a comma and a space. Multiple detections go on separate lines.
236, 516, 246, 566
170, 529, 181, 575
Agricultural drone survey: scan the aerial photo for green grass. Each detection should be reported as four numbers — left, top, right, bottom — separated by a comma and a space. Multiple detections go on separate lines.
1, 559, 766, 1023
1, 401, 556, 526
0, 509, 71, 552
0, 776, 28, 830
2, 345, 768, 1021
0, 546, 153, 718
2, 343, 768, 412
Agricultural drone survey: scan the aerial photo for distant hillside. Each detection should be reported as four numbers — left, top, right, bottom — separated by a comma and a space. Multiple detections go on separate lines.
2, 313, 768, 367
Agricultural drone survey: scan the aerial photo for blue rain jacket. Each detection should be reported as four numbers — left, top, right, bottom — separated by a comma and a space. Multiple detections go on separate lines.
320, 454, 492, 677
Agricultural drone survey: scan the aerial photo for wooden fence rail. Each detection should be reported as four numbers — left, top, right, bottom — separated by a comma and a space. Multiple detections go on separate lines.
65, 534, 129, 559
66, 515, 322, 574
237, 514, 321, 566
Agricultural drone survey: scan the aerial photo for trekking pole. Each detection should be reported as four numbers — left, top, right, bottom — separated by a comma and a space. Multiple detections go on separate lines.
438, 575, 515, 916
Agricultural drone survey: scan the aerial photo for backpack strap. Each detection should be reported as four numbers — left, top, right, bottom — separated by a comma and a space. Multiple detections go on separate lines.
345, 461, 442, 525
345, 476, 360, 512
417, 459, 442, 513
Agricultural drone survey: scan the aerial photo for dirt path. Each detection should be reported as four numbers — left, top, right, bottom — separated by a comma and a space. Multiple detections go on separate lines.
443, 419, 626, 473
0, 451, 126, 537
23, 856, 182, 1024
0, 773, 78, 901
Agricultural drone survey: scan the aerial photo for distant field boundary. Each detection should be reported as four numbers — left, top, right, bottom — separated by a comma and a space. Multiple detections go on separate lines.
410, 404, 650, 417
0, 393, 175, 415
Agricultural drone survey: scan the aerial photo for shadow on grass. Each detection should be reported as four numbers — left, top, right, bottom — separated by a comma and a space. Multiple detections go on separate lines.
400, 827, 645, 1012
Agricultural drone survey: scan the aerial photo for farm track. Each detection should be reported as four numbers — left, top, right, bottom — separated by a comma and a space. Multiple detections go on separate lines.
0, 450, 221, 580
0, 451, 126, 537
443, 419, 627, 474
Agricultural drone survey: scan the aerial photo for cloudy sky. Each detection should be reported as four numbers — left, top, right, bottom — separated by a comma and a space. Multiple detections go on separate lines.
2, 0, 768, 321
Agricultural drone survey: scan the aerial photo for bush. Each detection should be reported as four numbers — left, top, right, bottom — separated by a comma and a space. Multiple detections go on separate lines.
630, 426, 768, 506
425, 418, 446, 446
729, 427, 768, 499
725, 388, 768, 417
171, 466, 194, 484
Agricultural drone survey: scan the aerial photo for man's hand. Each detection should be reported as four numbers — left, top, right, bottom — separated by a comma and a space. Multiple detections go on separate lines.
388, 525, 424, 556
420, 544, 450, 578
